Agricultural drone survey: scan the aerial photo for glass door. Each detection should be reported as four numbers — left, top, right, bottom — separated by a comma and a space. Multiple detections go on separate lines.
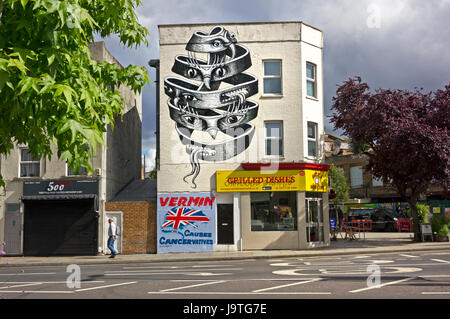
306, 198, 324, 243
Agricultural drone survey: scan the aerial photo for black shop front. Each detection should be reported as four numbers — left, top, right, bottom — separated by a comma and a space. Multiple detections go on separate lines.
21, 179, 99, 256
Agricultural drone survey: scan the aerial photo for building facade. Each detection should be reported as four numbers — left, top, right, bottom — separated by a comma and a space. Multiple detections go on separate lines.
0, 42, 143, 256
157, 22, 330, 252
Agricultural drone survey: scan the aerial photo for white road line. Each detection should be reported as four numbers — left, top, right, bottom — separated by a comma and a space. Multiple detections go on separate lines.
105, 272, 230, 276
0, 272, 57, 276
0, 283, 42, 290
349, 278, 414, 293
0, 290, 74, 294
420, 275, 450, 278
400, 254, 419, 258
148, 291, 331, 295
75, 281, 137, 292
422, 292, 450, 295
106, 268, 241, 273
252, 278, 322, 293
431, 259, 450, 264
160, 280, 226, 292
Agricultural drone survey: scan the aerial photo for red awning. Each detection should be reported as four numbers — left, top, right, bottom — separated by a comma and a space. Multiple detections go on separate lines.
241, 162, 330, 171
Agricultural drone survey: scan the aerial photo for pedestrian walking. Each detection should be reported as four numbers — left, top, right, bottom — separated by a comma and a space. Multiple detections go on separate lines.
107, 218, 118, 258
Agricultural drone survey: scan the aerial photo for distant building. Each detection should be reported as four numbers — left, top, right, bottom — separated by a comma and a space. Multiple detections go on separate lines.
0, 42, 143, 256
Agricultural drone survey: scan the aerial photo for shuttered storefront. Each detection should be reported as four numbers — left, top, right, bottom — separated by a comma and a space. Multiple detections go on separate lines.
23, 199, 98, 256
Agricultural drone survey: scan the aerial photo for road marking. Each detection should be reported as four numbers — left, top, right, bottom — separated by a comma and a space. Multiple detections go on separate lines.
431, 259, 450, 264
353, 255, 372, 259
0, 283, 42, 290
349, 277, 414, 293
400, 254, 419, 258
75, 281, 137, 292
148, 291, 331, 295
422, 292, 450, 295
160, 280, 226, 292
0, 272, 57, 276
252, 278, 322, 293
420, 275, 450, 278
105, 268, 241, 273
105, 272, 231, 276
0, 290, 74, 294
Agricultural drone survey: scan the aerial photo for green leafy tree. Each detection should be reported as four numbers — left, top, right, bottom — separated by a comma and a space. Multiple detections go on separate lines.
0, 0, 150, 186
329, 164, 350, 206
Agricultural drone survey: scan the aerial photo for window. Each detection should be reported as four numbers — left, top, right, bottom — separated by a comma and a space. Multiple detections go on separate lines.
67, 165, 88, 176
350, 166, 363, 188
306, 62, 316, 98
372, 176, 383, 187
20, 148, 40, 177
263, 60, 282, 94
251, 192, 297, 231
265, 122, 283, 156
307, 122, 317, 157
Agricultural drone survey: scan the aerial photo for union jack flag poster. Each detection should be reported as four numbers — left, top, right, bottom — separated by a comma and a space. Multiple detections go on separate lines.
157, 193, 216, 253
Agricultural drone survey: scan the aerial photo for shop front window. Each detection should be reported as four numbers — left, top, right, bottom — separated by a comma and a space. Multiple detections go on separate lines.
251, 192, 297, 231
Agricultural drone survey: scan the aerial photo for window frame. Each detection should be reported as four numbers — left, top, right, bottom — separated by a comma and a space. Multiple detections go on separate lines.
19, 148, 41, 178
264, 121, 284, 157
306, 62, 317, 98
262, 60, 283, 96
350, 166, 364, 188
307, 122, 318, 158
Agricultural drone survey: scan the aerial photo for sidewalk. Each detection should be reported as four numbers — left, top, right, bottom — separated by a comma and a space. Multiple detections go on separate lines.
1, 233, 448, 267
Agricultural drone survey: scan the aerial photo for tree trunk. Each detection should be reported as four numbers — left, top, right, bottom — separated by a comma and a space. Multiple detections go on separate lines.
408, 196, 421, 242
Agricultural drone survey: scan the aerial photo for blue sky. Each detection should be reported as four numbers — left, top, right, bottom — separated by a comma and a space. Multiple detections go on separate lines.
97, 0, 450, 171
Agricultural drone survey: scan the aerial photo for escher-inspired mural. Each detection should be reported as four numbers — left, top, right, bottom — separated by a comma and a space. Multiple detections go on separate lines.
164, 26, 259, 188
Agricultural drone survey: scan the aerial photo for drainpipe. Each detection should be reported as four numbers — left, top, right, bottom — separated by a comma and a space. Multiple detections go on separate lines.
148, 59, 160, 171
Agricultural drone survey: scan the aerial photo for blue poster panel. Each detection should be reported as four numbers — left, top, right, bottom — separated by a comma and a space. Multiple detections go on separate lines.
157, 193, 216, 253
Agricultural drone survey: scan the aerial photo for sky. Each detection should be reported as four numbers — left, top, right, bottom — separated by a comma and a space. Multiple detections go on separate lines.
96, 0, 450, 172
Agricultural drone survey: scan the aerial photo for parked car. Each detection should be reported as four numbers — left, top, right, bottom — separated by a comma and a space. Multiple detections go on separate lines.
344, 208, 410, 232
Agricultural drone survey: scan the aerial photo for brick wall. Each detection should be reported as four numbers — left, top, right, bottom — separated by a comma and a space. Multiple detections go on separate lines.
105, 201, 156, 254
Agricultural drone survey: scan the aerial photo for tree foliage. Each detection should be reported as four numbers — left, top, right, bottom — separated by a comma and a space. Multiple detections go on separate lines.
0, 0, 150, 185
330, 77, 450, 240
329, 164, 350, 205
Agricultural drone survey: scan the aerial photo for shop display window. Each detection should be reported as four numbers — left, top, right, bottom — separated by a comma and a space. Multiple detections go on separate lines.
251, 192, 297, 231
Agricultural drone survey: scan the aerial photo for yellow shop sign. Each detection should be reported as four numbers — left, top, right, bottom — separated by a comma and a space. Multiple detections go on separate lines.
216, 169, 328, 192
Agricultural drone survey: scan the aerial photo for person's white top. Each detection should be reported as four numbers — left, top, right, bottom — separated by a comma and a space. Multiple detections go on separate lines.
108, 222, 117, 237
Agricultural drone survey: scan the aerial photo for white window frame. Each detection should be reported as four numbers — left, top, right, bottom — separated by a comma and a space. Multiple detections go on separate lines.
263, 60, 282, 95
19, 148, 41, 178
307, 122, 318, 158
264, 121, 283, 157
306, 62, 317, 98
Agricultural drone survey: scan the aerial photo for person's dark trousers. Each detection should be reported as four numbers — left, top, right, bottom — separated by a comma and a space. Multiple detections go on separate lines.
107, 236, 117, 256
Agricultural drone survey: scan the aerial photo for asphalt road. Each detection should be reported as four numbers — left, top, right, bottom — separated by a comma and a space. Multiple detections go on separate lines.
1, 249, 449, 300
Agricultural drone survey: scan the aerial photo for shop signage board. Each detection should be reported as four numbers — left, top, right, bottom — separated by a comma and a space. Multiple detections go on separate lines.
23, 179, 99, 196
216, 169, 328, 193
157, 193, 216, 254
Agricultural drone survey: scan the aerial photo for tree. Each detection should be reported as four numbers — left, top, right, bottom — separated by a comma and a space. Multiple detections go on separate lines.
330, 77, 450, 241
328, 164, 350, 206
0, 0, 150, 186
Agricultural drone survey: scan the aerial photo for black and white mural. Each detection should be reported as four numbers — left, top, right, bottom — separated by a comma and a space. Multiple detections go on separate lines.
164, 26, 259, 188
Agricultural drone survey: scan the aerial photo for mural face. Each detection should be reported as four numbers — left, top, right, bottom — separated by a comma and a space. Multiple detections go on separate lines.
164, 26, 259, 188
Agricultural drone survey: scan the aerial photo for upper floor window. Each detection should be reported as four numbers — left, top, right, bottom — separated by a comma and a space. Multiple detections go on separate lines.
20, 148, 40, 177
372, 176, 383, 187
306, 62, 317, 98
264, 121, 283, 156
350, 166, 363, 188
263, 60, 282, 95
67, 165, 88, 176
307, 122, 318, 157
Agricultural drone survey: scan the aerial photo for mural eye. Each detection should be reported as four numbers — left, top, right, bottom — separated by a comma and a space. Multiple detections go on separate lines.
187, 68, 198, 78
213, 40, 222, 47
181, 115, 201, 127
215, 67, 226, 78
182, 94, 197, 102
225, 114, 244, 125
